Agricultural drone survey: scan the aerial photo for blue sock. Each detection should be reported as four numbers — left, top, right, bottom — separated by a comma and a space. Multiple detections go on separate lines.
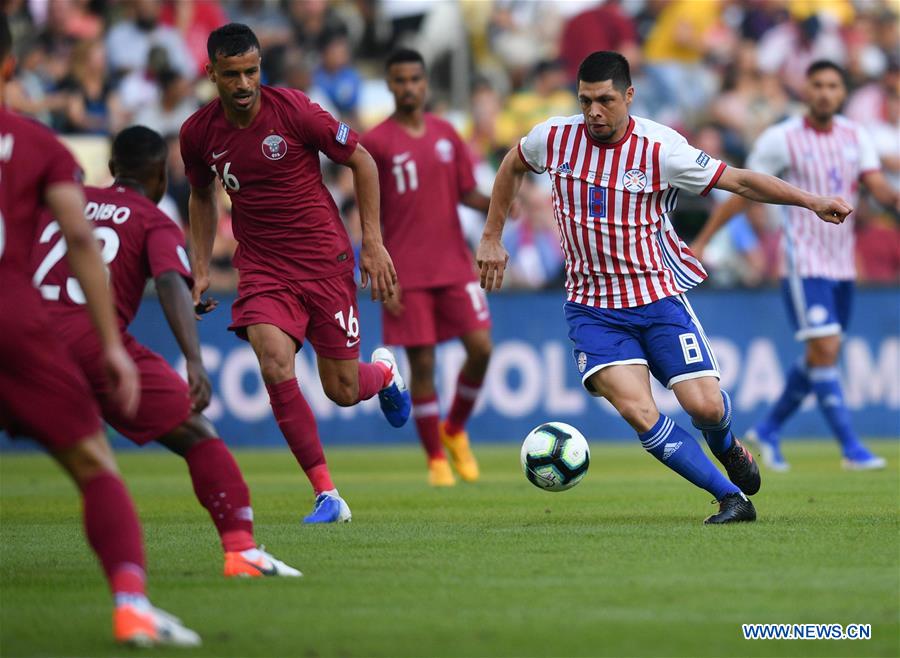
639, 415, 740, 500
809, 366, 861, 454
757, 361, 811, 436
693, 390, 734, 456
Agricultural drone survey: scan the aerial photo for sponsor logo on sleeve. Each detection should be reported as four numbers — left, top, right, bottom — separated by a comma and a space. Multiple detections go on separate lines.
696, 151, 710, 168
336, 122, 350, 145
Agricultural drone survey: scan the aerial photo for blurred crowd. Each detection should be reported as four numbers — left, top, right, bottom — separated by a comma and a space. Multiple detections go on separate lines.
5, 0, 899, 290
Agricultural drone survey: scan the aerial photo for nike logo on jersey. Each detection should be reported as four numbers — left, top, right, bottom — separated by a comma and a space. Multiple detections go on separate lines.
346, 338, 360, 348
212, 150, 228, 159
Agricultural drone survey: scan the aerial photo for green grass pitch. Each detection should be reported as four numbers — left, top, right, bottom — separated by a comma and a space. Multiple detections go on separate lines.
1, 440, 897, 658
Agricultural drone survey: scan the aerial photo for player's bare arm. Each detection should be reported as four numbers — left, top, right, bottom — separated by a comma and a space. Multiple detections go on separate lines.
691, 194, 750, 260
715, 166, 852, 225
461, 189, 492, 213
156, 270, 212, 411
46, 181, 139, 417
860, 170, 900, 213
187, 181, 219, 314
345, 143, 397, 302
477, 146, 529, 291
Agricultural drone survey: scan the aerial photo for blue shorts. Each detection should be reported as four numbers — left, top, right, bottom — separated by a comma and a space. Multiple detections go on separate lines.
564, 295, 720, 395
781, 277, 854, 341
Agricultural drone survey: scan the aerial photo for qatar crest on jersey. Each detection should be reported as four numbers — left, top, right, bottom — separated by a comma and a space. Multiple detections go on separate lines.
261, 134, 288, 160
622, 168, 647, 193
435, 138, 454, 163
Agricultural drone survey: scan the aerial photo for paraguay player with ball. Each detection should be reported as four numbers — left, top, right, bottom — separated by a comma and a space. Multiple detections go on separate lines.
477, 52, 854, 524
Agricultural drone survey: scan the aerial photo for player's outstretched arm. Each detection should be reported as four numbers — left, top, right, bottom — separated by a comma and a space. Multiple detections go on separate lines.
46, 182, 139, 417
345, 143, 396, 302
691, 194, 749, 260
187, 182, 218, 310
156, 270, 211, 412
477, 146, 528, 292
860, 170, 900, 213
715, 167, 852, 225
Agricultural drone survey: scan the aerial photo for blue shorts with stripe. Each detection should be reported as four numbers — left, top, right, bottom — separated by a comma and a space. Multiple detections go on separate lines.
564, 295, 720, 395
781, 277, 854, 341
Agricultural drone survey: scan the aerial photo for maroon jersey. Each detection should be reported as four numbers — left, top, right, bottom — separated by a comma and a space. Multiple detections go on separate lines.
180, 86, 358, 280
362, 114, 477, 289
32, 185, 193, 330
0, 108, 81, 293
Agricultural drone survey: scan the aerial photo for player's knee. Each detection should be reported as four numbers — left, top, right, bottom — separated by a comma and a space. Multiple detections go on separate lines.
257, 349, 295, 384
616, 400, 658, 433
467, 337, 493, 368
806, 338, 840, 367
409, 354, 436, 383
686, 395, 725, 426
56, 434, 119, 486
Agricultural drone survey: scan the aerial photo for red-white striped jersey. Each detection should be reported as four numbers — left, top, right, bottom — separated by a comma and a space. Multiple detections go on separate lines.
746, 115, 880, 281
518, 114, 725, 308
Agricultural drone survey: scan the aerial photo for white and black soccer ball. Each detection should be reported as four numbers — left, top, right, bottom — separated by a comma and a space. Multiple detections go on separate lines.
520, 422, 590, 492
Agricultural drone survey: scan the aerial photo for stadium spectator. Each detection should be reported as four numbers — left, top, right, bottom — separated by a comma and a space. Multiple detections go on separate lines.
313, 29, 362, 123
287, 0, 350, 53
756, 13, 846, 99
58, 38, 124, 135
132, 68, 198, 137
855, 213, 900, 283
642, 0, 724, 124
159, 0, 229, 78
710, 42, 791, 157
502, 178, 563, 289
5, 36, 68, 125
105, 0, 195, 79
226, 0, 293, 52
558, 0, 640, 83
495, 59, 578, 149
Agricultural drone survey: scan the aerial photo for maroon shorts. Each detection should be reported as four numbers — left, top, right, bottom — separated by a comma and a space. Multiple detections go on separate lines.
60, 321, 192, 445
0, 299, 101, 451
230, 269, 362, 359
383, 281, 491, 347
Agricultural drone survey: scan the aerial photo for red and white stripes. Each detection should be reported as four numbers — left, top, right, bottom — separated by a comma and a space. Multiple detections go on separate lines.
522, 114, 714, 309
779, 116, 874, 281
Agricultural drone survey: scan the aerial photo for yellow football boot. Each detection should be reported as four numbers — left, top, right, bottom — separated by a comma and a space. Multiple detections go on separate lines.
439, 421, 480, 482
428, 458, 456, 487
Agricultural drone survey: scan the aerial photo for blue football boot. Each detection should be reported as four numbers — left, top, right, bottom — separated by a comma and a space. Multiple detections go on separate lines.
303, 492, 351, 524
372, 347, 411, 427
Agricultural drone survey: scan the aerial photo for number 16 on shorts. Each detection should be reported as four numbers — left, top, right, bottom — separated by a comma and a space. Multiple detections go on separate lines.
334, 306, 360, 348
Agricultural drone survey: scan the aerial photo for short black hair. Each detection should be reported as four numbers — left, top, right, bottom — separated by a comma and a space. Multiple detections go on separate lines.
385, 48, 425, 72
111, 126, 167, 178
806, 59, 846, 84
0, 13, 11, 61
207, 23, 260, 63
577, 51, 631, 93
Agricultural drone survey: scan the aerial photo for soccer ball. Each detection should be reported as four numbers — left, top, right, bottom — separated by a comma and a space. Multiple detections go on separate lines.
520, 422, 590, 492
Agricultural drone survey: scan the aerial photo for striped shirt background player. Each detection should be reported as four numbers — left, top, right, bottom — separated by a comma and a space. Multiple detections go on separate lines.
362, 48, 493, 488
0, 15, 198, 646
181, 24, 410, 525
694, 60, 898, 472
477, 51, 853, 524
